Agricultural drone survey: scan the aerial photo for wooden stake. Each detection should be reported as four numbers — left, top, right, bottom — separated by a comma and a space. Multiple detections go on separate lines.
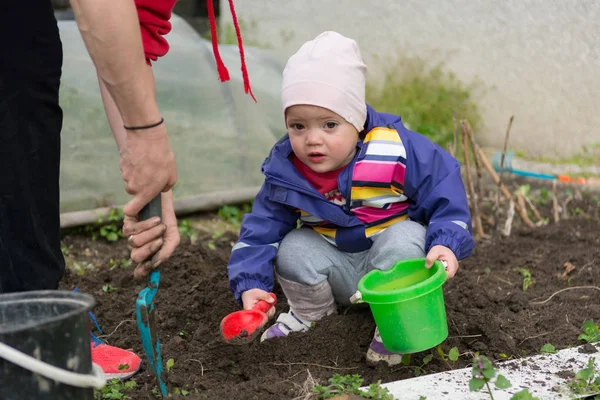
462, 121, 536, 229
517, 193, 535, 227
562, 195, 573, 220
461, 121, 485, 238
494, 115, 515, 233
503, 200, 515, 236
552, 180, 560, 223
523, 195, 544, 222
470, 133, 484, 204
451, 116, 458, 158
480, 212, 495, 227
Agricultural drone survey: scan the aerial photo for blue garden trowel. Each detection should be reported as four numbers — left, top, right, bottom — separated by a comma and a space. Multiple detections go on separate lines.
135, 195, 167, 397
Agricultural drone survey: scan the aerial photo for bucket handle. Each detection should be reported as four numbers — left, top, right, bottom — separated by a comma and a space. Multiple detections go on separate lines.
0, 341, 105, 389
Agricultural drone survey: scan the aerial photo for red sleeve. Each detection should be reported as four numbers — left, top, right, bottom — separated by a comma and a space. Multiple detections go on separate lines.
135, 0, 177, 65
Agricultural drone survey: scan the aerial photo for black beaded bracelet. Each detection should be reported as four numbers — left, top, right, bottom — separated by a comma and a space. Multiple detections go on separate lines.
123, 118, 164, 130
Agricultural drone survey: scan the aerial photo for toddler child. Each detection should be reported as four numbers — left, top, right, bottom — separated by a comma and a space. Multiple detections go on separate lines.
227, 31, 474, 365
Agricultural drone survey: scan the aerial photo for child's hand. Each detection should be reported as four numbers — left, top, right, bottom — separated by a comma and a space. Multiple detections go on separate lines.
425, 245, 459, 278
241, 289, 276, 319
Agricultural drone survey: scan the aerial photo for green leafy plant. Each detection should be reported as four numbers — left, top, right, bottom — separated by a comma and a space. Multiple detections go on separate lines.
567, 357, 600, 397
166, 358, 175, 372
579, 320, 600, 343
312, 374, 393, 400
95, 378, 136, 399
515, 184, 531, 198
518, 268, 533, 291
217, 203, 252, 226
437, 345, 460, 368
510, 389, 541, 400
61, 242, 73, 258
366, 55, 484, 149
539, 343, 556, 354
72, 260, 94, 276
449, 347, 459, 362
207, 231, 224, 250
573, 207, 586, 216
108, 258, 132, 270
498, 353, 516, 361
102, 284, 116, 293
178, 330, 189, 339
536, 187, 552, 206
173, 387, 190, 396
177, 219, 197, 241
79, 207, 125, 242
469, 355, 511, 399
97, 207, 125, 242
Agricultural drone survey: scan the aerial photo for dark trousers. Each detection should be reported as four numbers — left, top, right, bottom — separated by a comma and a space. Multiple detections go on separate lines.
0, 0, 65, 293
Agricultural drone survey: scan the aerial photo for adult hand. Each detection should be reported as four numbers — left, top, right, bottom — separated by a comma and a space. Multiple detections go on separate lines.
425, 245, 459, 278
241, 288, 277, 319
119, 124, 177, 218
122, 190, 180, 280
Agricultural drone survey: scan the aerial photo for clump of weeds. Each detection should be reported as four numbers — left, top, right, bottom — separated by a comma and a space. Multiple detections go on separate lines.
77, 207, 125, 242
567, 357, 600, 397
177, 218, 198, 243
469, 354, 539, 399
311, 373, 393, 400
94, 378, 136, 399
539, 343, 557, 354
217, 203, 252, 226
517, 268, 533, 291
579, 320, 600, 343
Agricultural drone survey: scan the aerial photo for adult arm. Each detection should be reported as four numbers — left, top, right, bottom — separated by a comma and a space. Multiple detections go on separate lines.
70, 0, 177, 217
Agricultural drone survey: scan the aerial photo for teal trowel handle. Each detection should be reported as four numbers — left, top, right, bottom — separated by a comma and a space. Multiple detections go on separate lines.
136, 194, 168, 397
139, 194, 163, 222
139, 194, 163, 297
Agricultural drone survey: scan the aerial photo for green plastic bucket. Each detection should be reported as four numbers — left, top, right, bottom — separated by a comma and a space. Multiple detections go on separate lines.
355, 258, 448, 353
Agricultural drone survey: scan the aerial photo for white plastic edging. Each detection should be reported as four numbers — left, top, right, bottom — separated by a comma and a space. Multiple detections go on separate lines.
0, 341, 105, 389
366, 345, 599, 400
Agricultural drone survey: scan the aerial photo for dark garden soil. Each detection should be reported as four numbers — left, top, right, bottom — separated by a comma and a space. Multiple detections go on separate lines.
58, 180, 600, 399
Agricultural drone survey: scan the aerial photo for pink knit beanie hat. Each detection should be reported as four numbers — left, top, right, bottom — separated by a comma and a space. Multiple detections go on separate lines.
281, 31, 368, 133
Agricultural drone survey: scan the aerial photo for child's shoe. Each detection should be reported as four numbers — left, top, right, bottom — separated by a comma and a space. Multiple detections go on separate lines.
260, 311, 313, 341
365, 328, 403, 366
73, 288, 141, 380
90, 335, 142, 380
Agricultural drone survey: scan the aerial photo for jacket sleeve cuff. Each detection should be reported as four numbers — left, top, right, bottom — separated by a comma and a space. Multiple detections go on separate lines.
231, 278, 273, 305
427, 233, 473, 261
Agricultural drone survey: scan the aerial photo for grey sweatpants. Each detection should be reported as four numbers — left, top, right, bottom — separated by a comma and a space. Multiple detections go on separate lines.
275, 220, 427, 320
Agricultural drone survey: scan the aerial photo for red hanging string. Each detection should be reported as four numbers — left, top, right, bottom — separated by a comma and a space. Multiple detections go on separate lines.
206, 0, 230, 82
227, 0, 256, 102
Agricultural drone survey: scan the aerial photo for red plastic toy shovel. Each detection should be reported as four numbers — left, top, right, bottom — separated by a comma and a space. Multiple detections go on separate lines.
220, 293, 277, 345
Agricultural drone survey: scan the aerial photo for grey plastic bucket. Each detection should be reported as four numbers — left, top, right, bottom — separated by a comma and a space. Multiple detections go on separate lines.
0, 290, 104, 399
